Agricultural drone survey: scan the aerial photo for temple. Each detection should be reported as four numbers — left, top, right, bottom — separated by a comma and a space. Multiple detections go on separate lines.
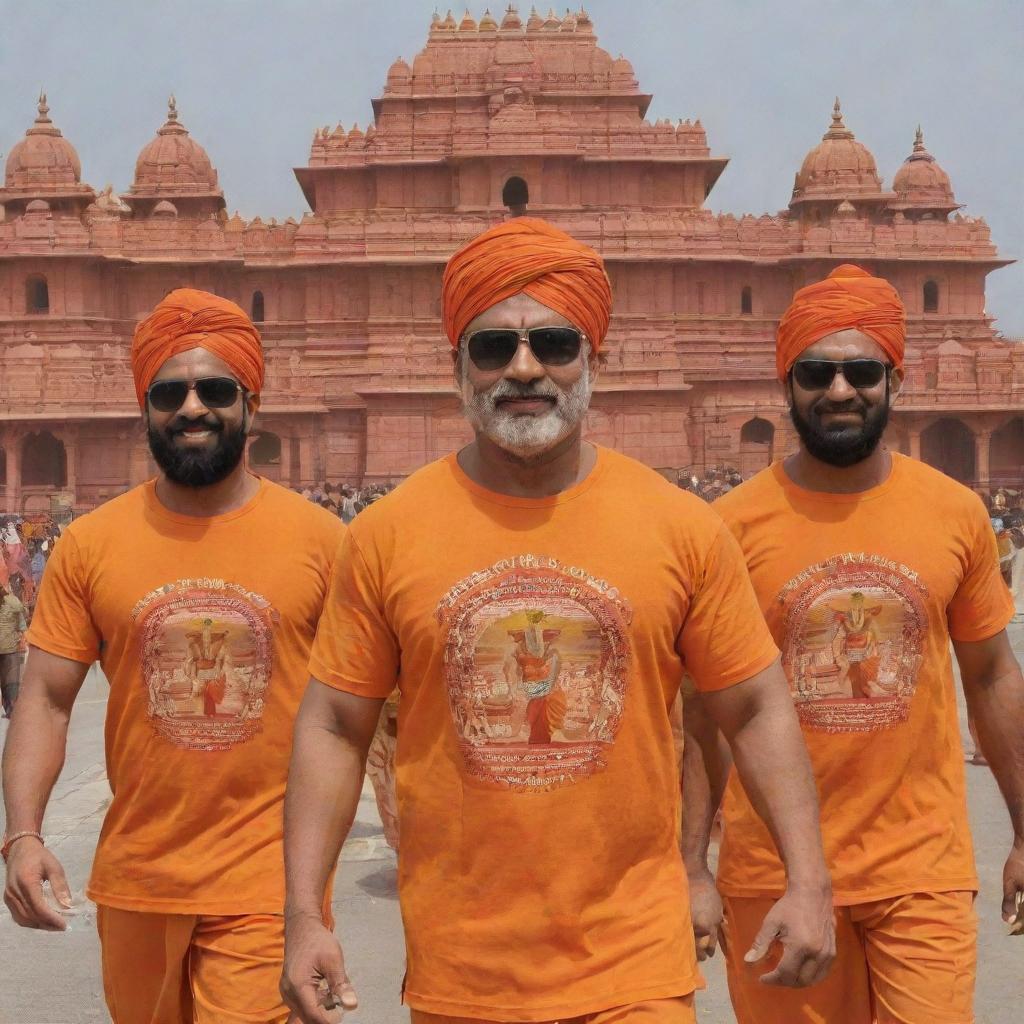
0, 6, 1019, 513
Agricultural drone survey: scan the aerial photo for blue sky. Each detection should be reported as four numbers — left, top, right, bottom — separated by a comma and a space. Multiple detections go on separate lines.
2, 0, 1020, 332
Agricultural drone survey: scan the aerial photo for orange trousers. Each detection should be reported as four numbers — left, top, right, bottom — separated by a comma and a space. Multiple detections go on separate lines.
722, 891, 977, 1024
96, 905, 288, 1024
410, 995, 695, 1024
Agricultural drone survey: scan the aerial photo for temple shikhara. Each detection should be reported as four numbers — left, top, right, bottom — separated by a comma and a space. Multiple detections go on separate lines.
0, 5, 1019, 513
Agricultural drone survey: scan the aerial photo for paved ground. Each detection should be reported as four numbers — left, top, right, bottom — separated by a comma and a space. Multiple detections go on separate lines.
2, 648, 1023, 1024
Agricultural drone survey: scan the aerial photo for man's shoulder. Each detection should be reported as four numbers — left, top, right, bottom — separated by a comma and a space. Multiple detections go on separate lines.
63, 485, 148, 545
712, 465, 781, 525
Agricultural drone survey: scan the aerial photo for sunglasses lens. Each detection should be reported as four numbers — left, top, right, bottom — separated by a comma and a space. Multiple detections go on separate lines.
147, 381, 189, 412
468, 330, 520, 371
842, 360, 887, 388
792, 361, 836, 390
529, 328, 582, 366
195, 377, 241, 408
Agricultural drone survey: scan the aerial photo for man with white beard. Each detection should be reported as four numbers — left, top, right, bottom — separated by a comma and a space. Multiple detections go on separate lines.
280, 218, 835, 1024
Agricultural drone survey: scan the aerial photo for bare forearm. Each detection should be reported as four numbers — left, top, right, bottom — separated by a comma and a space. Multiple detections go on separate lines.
967, 667, 1024, 842
680, 694, 732, 871
284, 722, 369, 920
728, 702, 828, 889
2, 686, 71, 834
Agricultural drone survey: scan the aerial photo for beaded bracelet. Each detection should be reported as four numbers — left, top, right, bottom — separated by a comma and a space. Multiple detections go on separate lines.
1, 830, 44, 863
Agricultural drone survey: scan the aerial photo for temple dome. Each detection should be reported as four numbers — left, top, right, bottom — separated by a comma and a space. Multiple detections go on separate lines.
891, 127, 957, 212
132, 97, 220, 193
5, 94, 83, 190
792, 99, 882, 204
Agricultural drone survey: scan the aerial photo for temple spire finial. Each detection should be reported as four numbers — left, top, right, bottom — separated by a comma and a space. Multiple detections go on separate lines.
832, 97, 843, 126
914, 124, 925, 153
167, 94, 178, 122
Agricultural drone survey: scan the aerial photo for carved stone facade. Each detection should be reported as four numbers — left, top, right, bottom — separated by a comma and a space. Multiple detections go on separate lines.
0, 8, 1019, 513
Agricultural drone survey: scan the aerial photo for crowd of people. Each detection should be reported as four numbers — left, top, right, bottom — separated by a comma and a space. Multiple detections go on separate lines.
293, 481, 396, 523
0, 513, 66, 717
678, 465, 748, 501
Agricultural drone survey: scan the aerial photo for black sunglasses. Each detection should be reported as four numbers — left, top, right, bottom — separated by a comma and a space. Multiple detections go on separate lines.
465, 327, 585, 372
792, 358, 889, 391
147, 376, 245, 413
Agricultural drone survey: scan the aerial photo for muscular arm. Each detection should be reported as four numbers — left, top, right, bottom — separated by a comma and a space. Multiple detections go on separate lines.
2, 646, 90, 930
284, 679, 385, 921
954, 630, 1024, 924
281, 679, 384, 1022
700, 657, 835, 985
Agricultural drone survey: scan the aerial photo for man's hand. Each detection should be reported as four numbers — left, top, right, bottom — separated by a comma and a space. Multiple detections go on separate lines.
688, 866, 724, 961
744, 883, 835, 987
1003, 841, 1024, 935
281, 912, 358, 1023
3, 838, 72, 931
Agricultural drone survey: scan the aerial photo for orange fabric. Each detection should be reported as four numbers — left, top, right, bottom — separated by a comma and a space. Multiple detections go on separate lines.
410, 995, 696, 1024
722, 892, 977, 1024
27, 479, 343, 913
714, 455, 1013, 904
442, 217, 613, 350
776, 264, 906, 379
97, 906, 289, 1024
309, 446, 778, 1020
131, 288, 264, 406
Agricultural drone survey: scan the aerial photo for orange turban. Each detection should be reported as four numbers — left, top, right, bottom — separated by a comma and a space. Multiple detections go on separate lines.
776, 264, 906, 380
442, 218, 612, 351
131, 288, 264, 406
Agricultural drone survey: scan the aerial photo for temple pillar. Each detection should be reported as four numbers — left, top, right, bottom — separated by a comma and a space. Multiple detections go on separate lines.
908, 427, 922, 461
279, 431, 293, 488
975, 429, 992, 490
129, 442, 151, 487
4, 433, 21, 513
298, 434, 314, 487
64, 434, 78, 503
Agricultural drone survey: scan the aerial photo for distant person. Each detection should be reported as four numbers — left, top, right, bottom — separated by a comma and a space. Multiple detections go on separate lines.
0, 582, 27, 717
684, 265, 1024, 1024
2, 289, 342, 1024
280, 219, 834, 1024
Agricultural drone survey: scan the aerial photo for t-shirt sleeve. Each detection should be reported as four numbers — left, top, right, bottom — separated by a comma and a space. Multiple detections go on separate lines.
25, 532, 100, 664
677, 524, 779, 692
307, 531, 399, 699
947, 497, 1016, 643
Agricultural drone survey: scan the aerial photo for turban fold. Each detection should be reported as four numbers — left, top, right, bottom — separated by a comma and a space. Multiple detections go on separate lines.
442, 218, 612, 351
131, 288, 264, 406
776, 264, 906, 380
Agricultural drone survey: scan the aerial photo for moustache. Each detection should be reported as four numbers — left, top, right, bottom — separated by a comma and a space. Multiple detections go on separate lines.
486, 379, 562, 401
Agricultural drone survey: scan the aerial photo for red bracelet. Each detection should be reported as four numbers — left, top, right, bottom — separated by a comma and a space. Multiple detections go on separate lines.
1, 831, 44, 863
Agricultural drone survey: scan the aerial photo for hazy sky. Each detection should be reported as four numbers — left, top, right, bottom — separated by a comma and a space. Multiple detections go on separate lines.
2, 0, 1021, 332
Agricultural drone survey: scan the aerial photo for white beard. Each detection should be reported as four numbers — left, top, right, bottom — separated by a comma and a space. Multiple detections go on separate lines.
461, 359, 592, 459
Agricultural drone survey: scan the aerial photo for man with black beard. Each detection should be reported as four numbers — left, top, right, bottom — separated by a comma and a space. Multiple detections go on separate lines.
280, 219, 835, 1024
3, 289, 342, 1023
684, 266, 1024, 1024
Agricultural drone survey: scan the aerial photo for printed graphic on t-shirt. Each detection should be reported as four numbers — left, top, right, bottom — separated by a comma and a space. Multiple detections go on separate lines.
435, 555, 632, 791
132, 579, 276, 751
778, 553, 928, 733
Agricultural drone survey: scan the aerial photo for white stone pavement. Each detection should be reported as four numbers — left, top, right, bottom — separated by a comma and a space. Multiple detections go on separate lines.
2, 653, 1023, 1024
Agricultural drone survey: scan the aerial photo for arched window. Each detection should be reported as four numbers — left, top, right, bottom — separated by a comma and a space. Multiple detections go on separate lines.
923, 280, 939, 313
502, 176, 529, 216
739, 417, 775, 475
251, 290, 265, 323
21, 431, 66, 487
26, 275, 49, 314
740, 285, 753, 315
249, 431, 281, 467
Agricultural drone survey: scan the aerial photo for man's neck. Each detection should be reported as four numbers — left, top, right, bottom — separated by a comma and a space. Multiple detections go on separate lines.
783, 445, 893, 495
458, 431, 596, 498
153, 465, 261, 517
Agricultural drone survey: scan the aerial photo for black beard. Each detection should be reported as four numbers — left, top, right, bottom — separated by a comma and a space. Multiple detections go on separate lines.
789, 382, 890, 468
147, 416, 247, 487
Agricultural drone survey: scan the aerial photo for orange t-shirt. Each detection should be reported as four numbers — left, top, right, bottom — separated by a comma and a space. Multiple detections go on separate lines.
308, 447, 778, 1021
714, 455, 1014, 905
27, 478, 343, 915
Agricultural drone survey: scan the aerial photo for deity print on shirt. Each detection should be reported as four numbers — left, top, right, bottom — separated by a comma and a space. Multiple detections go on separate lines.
778, 553, 928, 733
132, 579, 276, 751
436, 555, 632, 791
